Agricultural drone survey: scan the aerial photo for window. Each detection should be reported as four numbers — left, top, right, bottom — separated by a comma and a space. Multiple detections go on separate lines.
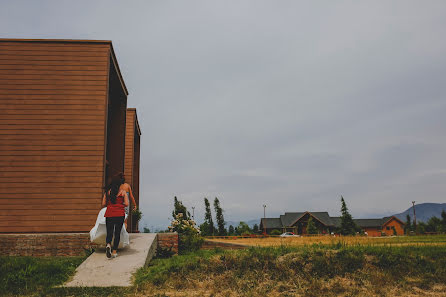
386, 226, 390, 230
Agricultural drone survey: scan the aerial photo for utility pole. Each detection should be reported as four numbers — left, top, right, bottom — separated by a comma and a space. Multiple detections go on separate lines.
412, 201, 417, 233
191, 206, 195, 220
263, 204, 267, 235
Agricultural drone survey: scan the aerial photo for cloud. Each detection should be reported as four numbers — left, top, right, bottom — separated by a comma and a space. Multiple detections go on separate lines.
2, 1, 446, 229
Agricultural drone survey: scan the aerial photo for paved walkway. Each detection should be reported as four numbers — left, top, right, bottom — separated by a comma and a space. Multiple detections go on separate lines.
64, 233, 157, 287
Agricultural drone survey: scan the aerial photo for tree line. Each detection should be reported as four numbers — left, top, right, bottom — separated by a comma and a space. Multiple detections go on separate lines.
404, 210, 446, 234
171, 195, 363, 236
199, 197, 262, 236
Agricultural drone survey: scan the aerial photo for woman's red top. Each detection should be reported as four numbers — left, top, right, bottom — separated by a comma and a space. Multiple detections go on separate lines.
104, 190, 127, 217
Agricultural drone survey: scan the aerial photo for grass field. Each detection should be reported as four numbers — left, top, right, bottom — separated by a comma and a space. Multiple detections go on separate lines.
206, 234, 446, 248
135, 245, 446, 296
2, 236, 446, 296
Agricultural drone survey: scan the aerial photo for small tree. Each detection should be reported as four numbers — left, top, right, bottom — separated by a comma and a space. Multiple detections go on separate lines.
214, 197, 227, 236
235, 221, 252, 235
252, 224, 259, 234
404, 214, 412, 234
168, 197, 203, 253
441, 210, 446, 233
271, 229, 282, 235
427, 216, 441, 233
340, 196, 359, 235
228, 225, 235, 235
200, 198, 215, 236
172, 196, 190, 220
306, 216, 318, 234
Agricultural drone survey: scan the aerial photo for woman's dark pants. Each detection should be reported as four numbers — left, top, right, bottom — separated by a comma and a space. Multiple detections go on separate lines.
105, 216, 125, 251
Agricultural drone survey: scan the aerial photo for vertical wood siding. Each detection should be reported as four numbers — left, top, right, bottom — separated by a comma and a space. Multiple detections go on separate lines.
0, 41, 111, 233
124, 110, 135, 189
124, 109, 141, 232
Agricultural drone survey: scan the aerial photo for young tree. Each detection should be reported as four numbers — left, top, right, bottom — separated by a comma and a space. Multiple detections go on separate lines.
213, 197, 227, 236
172, 196, 190, 220
306, 216, 318, 234
405, 214, 412, 234
228, 225, 235, 235
427, 216, 441, 233
340, 196, 359, 235
200, 198, 215, 236
235, 221, 252, 235
441, 210, 446, 233
252, 224, 259, 234
169, 197, 202, 253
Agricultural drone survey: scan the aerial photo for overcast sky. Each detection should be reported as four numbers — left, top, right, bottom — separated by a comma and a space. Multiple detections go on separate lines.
2, 1, 446, 230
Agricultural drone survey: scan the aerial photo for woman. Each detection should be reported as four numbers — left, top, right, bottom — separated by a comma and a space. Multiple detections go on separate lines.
116, 173, 137, 229
102, 177, 129, 259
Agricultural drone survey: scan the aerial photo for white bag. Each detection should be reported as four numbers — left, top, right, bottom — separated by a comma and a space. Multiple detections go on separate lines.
90, 207, 129, 248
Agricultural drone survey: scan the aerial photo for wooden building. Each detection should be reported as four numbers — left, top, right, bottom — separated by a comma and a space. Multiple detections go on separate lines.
260, 211, 405, 236
0, 39, 129, 233
355, 217, 405, 236
124, 108, 141, 232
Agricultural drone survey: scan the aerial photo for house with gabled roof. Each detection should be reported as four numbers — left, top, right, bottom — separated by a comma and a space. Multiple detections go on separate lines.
259, 211, 405, 236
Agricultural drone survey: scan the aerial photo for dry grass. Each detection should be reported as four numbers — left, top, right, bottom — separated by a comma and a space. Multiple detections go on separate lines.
206, 235, 446, 248
134, 245, 446, 297
137, 278, 446, 297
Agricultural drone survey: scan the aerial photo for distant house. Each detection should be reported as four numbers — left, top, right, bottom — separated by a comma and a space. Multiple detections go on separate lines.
259, 211, 405, 236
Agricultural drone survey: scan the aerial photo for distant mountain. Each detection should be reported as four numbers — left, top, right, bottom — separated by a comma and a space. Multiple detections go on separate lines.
226, 219, 259, 228
393, 203, 446, 223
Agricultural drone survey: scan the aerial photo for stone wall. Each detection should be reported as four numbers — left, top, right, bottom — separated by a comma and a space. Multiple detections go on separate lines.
0, 233, 97, 257
156, 232, 178, 254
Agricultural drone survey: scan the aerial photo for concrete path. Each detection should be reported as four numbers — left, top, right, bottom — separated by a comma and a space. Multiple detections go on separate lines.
64, 233, 157, 287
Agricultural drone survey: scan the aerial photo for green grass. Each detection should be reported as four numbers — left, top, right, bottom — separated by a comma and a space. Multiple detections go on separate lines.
0, 256, 84, 296
0, 256, 131, 297
3, 243, 446, 296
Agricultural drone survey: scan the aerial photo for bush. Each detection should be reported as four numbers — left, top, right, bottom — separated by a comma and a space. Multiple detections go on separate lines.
271, 229, 282, 235
169, 213, 204, 254
132, 208, 143, 223
179, 232, 204, 254
156, 246, 175, 259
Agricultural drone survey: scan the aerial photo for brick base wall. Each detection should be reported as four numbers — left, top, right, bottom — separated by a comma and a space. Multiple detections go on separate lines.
0, 233, 98, 257
157, 233, 178, 254
0, 233, 179, 257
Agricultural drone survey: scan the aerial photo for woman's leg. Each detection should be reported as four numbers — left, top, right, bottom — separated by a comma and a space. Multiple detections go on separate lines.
112, 216, 125, 251
105, 217, 114, 245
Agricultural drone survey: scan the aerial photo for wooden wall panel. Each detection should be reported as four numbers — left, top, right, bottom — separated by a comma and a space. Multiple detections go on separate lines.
124, 110, 135, 187
0, 40, 112, 233
124, 109, 141, 232
124, 109, 135, 232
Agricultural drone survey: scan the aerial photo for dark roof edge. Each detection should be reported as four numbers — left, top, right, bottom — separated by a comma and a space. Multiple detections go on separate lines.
0, 38, 112, 44
382, 215, 405, 226
109, 42, 129, 96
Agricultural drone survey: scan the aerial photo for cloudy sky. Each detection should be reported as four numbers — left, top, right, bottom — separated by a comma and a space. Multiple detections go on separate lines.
2, 1, 446, 230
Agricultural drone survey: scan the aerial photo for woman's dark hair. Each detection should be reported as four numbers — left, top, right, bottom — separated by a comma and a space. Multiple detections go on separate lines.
106, 173, 125, 204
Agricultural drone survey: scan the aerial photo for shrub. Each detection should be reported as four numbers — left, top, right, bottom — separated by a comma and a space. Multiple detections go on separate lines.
271, 229, 282, 235
132, 208, 143, 223
156, 246, 175, 259
168, 213, 203, 254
